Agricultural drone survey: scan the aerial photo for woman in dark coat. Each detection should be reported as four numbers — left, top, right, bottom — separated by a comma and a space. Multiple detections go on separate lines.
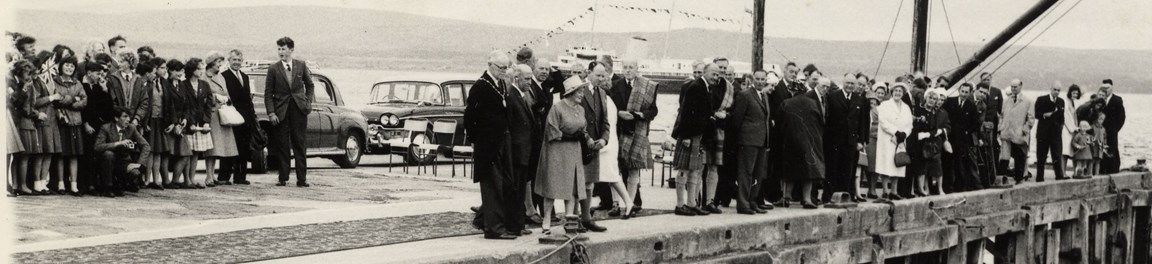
29, 54, 62, 194
779, 77, 829, 209
908, 89, 950, 196
165, 59, 195, 188
51, 56, 87, 195
8, 60, 36, 195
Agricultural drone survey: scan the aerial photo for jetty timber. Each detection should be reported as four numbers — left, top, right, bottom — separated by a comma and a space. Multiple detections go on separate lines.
392, 172, 1152, 263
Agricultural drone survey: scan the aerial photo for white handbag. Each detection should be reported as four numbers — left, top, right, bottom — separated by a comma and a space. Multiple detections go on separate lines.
218, 104, 245, 126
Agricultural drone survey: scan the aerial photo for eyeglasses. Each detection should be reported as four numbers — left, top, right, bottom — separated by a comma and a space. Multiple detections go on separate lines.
489, 63, 509, 71
693, 71, 703, 74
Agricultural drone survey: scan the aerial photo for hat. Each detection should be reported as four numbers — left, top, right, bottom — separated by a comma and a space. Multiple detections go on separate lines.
562, 76, 586, 96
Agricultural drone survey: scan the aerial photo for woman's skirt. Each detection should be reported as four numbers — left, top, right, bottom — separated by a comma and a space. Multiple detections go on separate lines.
8, 116, 24, 154
38, 125, 62, 154
146, 118, 171, 154
189, 131, 214, 152
169, 133, 192, 157
58, 125, 85, 156
203, 112, 238, 158
18, 128, 43, 154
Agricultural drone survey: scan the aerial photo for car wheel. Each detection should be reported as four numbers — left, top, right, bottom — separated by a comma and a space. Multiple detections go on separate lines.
334, 132, 363, 168
404, 132, 437, 165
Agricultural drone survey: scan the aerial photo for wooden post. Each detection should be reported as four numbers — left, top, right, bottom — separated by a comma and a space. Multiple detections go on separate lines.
946, 228, 967, 264
751, 0, 764, 71
911, 0, 930, 73
1134, 203, 1151, 264
1044, 227, 1060, 264
1116, 194, 1135, 264
1057, 204, 1089, 264
1091, 218, 1107, 264
966, 240, 986, 264
1013, 213, 1036, 264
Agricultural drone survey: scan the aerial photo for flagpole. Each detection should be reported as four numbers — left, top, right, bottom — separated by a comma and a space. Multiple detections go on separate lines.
663, 0, 676, 60
590, 0, 600, 47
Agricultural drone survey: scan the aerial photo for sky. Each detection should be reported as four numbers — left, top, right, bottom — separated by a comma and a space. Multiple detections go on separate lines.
4, 0, 1152, 51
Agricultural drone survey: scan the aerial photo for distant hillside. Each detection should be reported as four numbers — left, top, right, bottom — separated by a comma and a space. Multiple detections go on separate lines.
13, 6, 1152, 93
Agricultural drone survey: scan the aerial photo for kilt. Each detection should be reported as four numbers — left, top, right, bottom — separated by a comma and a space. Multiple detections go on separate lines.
145, 118, 171, 154
18, 129, 43, 154
706, 128, 725, 165
189, 131, 214, 152
672, 135, 705, 171
59, 125, 85, 156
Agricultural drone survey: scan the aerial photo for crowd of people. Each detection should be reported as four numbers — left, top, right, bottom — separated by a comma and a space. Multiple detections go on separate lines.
4, 33, 302, 197
466, 47, 1130, 239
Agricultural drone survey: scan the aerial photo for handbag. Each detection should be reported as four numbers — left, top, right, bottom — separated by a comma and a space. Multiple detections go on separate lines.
218, 104, 245, 126
894, 143, 911, 167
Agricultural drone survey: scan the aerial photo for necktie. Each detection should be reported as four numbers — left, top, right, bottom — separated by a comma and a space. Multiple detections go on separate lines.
286, 64, 292, 72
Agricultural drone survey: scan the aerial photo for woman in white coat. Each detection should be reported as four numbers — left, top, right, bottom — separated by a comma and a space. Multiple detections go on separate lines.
1060, 85, 1084, 173
875, 84, 915, 201
597, 88, 634, 219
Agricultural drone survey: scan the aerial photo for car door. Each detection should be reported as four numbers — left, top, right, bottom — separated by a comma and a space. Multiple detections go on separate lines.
307, 76, 338, 151
441, 81, 470, 145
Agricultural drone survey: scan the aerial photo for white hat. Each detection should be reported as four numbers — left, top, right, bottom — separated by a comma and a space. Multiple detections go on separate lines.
562, 76, 587, 96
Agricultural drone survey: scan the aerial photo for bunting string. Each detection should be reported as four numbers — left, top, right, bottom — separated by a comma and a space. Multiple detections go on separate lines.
508, 5, 748, 54
508, 7, 596, 54
604, 4, 745, 25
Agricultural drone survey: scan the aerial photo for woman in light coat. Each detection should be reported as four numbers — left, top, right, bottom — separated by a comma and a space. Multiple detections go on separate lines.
875, 84, 914, 201
1060, 84, 1084, 172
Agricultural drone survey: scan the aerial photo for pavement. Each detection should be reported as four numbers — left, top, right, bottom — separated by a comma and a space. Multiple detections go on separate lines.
3, 153, 1081, 263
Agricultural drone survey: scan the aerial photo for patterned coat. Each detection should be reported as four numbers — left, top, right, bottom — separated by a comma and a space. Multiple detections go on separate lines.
618, 76, 659, 169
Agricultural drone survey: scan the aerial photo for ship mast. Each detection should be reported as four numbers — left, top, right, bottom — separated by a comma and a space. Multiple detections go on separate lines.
663, 0, 677, 60
911, 0, 929, 73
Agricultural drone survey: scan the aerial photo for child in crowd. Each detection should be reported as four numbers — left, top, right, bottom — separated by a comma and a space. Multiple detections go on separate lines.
1092, 114, 1108, 176
1070, 121, 1094, 178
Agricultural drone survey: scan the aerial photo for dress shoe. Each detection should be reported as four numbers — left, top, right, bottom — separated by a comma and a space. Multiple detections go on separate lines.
205, 183, 216, 188
674, 206, 697, 216
519, 229, 533, 236
470, 206, 481, 213
68, 190, 83, 197
690, 206, 711, 215
737, 209, 756, 215
102, 192, 116, 198
753, 208, 768, 214
774, 198, 791, 208
163, 183, 179, 189
297, 182, 310, 187
622, 211, 635, 220
527, 215, 544, 225
757, 204, 775, 210
581, 221, 607, 232
276, 182, 288, 186
866, 193, 880, 199
631, 206, 642, 214
235, 180, 251, 185
852, 196, 868, 203
595, 204, 614, 211
483, 233, 518, 240
218, 181, 233, 185
703, 204, 723, 214
801, 202, 819, 209
608, 207, 622, 217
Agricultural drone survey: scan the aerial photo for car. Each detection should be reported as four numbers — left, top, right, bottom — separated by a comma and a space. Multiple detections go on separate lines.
246, 70, 370, 172
358, 74, 476, 165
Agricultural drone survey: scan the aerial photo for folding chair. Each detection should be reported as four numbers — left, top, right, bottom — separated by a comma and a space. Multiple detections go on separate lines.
385, 118, 428, 174
416, 120, 456, 176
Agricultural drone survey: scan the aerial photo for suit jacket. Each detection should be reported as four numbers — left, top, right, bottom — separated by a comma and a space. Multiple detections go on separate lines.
984, 87, 1005, 124
463, 71, 509, 183
222, 69, 256, 122
728, 88, 770, 147
106, 73, 131, 109
825, 88, 870, 150
129, 77, 153, 120
264, 59, 315, 118
582, 85, 611, 144
506, 85, 539, 167
182, 79, 215, 126
1101, 95, 1125, 136
1034, 95, 1065, 140
82, 82, 116, 129
94, 123, 151, 165
943, 97, 981, 149
671, 77, 715, 140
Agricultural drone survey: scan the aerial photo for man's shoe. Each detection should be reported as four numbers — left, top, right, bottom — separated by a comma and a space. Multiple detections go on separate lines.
690, 206, 711, 215
703, 204, 723, 214
102, 192, 116, 198
519, 229, 533, 236
483, 233, 518, 240
753, 208, 768, 214
802, 202, 819, 209
297, 182, 310, 187
276, 182, 287, 186
757, 203, 775, 210
470, 206, 481, 213
737, 209, 756, 215
235, 181, 251, 185
674, 206, 697, 216
581, 221, 607, 232
630, 206, 642, 214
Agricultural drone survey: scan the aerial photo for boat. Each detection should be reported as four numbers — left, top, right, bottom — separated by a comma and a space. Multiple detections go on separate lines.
555, 37, 760, 93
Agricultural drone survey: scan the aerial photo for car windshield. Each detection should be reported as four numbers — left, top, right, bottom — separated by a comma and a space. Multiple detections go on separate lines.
371, 82, 443, 105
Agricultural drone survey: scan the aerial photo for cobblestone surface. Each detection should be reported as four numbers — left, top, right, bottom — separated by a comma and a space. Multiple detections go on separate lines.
13, 209, 670, 264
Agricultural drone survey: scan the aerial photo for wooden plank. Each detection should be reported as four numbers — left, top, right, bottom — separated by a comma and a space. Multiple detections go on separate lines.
957, 210, 1029, 240
946, 225, 967, 264
1090, 218, 1107, 264
1044, 228, 1059, 264
966, 239, 986, 264
1014, 214, 1036, 264
1055, 203, 1089, 264
759, 236, 874, 264
1117, 194, 1135, 264
1131, 189, 1151, 207
877, 225, 959, 257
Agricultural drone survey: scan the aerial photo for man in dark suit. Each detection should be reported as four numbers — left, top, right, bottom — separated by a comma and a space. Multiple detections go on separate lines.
264, 37, 315, 187
978, 72, 1007, 175
781, 77, 829, 209
823, 74, 870, 203
942, 83, 983, 191
728, 70, 775, 214
93, 107, 151, 197
105, 55, 132, 109
1034, 82, 1066, 181
464, 51, 517, 240
219, 50, 256, 185
767, 62, 805, 204
671, 63, 717, 216
503, 64, 537, 235
1098, 79, 1125, 174
576, 62, 610, 232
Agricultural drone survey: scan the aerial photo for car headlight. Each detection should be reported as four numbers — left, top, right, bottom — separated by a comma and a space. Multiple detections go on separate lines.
388, 115, 400, 126
379, 114, 388, 123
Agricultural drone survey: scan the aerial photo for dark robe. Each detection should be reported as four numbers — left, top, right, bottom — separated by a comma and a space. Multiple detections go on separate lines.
780, 90, 825, 181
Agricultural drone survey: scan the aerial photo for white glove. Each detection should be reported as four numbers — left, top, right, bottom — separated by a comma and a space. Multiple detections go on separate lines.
918, 132, 930, 139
